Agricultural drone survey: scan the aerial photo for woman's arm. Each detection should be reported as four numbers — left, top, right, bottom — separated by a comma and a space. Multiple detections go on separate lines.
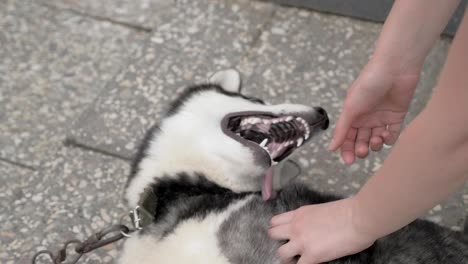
373, 0, 461, 75
269, 5, 468, 264
354, 8, 468, 239
328, 0, 462, 161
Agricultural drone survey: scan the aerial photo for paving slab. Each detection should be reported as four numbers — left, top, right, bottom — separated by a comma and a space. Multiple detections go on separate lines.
69, 0, 275, 159
0, 148, 130, 264
38, 0, 172, 30
0, 162, 35, 214
0, 0, 147, 168
236, 6, 464, 228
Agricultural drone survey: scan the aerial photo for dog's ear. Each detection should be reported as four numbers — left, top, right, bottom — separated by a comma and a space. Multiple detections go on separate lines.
209, 69, 242, 93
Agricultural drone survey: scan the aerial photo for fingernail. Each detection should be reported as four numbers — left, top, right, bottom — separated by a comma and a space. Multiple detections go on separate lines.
344, 157, 354, 165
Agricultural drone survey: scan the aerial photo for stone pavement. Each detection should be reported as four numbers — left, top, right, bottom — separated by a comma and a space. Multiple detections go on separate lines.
1, 0, 466, 263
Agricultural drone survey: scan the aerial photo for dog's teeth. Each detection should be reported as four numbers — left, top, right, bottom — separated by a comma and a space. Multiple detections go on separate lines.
305, 132, 310, 140
285, 116, 293, 122
272, 161, 278, 165
251, 117, 262, 124
297, 137, 304, 147
260, 138, 268, 147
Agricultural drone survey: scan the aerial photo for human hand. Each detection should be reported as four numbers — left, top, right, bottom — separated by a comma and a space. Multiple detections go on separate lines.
328, 60, 420, 164
268, 198, 376, 264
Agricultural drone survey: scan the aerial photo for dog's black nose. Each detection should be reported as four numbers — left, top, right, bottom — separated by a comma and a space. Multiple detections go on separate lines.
322, 117, 329, 130
314, 107, 329, 130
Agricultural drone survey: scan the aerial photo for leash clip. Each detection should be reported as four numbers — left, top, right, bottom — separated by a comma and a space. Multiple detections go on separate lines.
130, 206, 143, 231
128, 187, 157, 233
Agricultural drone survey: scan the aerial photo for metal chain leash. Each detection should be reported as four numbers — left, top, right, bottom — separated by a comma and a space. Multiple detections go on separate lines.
31, 189, 155, 264
31, 224, 134, 264
30, 204, 150, 264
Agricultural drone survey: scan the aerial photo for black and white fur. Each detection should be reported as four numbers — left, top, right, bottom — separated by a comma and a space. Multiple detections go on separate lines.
119, 70, 468, 264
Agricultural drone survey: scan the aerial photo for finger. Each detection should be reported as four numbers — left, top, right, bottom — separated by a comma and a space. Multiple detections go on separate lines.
370, 136, 383, 151
383, 123, 402, 145
381, 130, 391, 141
370, 126, 385, 151
277, 242, 301, 264
271, 210, 296, 227
340, 128, 357, 164
355, 128, 371, 158
268, 224, 292, 240
328, 106, 356, 151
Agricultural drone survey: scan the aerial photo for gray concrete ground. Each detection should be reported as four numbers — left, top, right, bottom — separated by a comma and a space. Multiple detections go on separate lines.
1, 0, 467, 263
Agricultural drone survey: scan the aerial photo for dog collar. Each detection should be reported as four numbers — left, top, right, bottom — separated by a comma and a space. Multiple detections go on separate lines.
129, 187, 157, 230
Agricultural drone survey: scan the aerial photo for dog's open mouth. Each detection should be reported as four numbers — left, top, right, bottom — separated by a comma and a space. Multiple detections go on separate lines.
227, 115, 310, 163
221, 110, 328, 200
222, 110, 329, 165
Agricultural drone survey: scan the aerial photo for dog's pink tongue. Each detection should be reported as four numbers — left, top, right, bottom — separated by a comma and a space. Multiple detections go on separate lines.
262, 167, 276, 201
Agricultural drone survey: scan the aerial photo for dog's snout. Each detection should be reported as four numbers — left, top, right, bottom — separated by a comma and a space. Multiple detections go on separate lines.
314, 107, 329, 130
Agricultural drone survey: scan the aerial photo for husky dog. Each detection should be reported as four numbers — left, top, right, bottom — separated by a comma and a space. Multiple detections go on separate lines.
119, 70, 467, 264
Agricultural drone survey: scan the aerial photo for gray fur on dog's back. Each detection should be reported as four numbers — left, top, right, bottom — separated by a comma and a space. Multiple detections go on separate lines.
375, 221, 468, 263
219, 184, 468, 264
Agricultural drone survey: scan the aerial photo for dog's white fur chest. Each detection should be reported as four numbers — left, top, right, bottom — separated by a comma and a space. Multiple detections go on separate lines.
118, 196, 253, 264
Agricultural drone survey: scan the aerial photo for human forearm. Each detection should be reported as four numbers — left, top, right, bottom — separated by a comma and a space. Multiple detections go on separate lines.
353, 11, 468, 239
353, 105, 468, 239
373, 0, 460, 75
